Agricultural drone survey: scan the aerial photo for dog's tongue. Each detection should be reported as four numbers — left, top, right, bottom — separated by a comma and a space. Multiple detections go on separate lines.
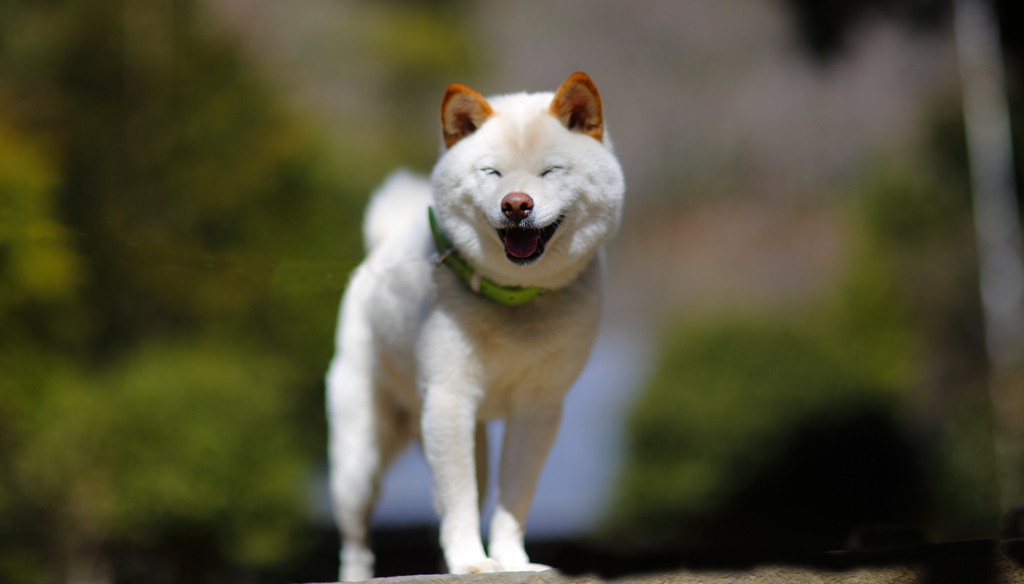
504, 228, 540, 258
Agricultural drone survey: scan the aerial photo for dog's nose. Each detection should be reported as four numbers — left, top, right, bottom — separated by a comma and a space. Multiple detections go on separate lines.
501, 192, 533, 222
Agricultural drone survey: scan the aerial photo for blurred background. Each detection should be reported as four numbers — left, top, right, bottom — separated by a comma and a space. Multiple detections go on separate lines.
2, 0, 1024, 582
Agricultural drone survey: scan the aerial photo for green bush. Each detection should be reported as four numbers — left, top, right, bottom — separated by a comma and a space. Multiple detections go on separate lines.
14, 340, 307, 564
609, 320, 900, 547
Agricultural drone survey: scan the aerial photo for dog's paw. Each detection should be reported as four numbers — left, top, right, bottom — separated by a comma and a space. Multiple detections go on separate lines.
451, 558, 503, 574
340, 542, 375, 582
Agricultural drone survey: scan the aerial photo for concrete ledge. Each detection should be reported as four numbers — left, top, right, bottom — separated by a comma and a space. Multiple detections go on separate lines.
311, 539, 1024, 584
361, 566, 916, 584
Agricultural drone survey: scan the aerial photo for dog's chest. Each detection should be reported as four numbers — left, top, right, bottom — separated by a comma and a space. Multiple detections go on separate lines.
435, 264, 603, 414
367, 229, 604, 416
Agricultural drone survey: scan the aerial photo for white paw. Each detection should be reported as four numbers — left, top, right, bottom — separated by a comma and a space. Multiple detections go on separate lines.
340, 543, 374, 581
451, 558, 503, 574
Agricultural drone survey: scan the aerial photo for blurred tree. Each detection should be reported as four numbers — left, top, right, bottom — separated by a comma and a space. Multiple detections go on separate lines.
783, 0, 946, 61
0, 0, 368, 581
783, 0, 1022, 67
782, 0, 1023, 210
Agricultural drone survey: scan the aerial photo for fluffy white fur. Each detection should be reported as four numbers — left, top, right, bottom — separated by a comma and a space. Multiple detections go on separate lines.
326, 73, 625, 581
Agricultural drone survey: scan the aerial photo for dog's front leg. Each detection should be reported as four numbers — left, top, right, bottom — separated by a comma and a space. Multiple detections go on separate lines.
421, 384, 501, 574
488, 405, 562, 572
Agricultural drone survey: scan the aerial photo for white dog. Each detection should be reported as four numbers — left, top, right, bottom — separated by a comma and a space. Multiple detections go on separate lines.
326, 72, 625, 581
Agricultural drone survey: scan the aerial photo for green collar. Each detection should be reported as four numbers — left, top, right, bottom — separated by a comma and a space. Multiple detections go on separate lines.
428, 206, 545, 306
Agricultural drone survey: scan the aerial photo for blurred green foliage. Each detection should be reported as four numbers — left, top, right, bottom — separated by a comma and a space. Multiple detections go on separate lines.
610, 105, 1000, 549
0, 0, 477, 581
0, 123, 81, 311
610, 321, 900, 547
7, 340, 304, 562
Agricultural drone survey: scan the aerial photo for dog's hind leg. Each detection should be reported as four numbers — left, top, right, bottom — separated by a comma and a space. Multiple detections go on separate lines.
487, 406, 562, 572
326, 281, 414, 582
326, 353, 376, 582
327, 353, 411, 582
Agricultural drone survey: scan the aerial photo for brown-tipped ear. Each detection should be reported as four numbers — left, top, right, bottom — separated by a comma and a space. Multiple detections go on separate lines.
441, 83, 494, 149
549, 72, 603, 141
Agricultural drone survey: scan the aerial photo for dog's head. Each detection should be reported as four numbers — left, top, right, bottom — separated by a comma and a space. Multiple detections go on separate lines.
430, 72, 625, 290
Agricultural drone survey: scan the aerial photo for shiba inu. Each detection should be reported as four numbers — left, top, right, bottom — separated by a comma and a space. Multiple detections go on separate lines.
326, 72, 625, 581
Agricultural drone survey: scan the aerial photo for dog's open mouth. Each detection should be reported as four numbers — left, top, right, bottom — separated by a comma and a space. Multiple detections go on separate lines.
497, 219, 561, 265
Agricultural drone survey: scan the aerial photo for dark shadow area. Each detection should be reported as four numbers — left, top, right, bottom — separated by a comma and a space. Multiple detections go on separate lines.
253, 527, 340, 584
532, 407, 929, 579
611, 405, 927, 563
371, 526, 445, 578
108, 525, 442, 584
684, 408, 925, 554
1004, 506, 1024, 539
255, 526, 443, 584
1006, 538, 1024, 568
921, 540, 996, 584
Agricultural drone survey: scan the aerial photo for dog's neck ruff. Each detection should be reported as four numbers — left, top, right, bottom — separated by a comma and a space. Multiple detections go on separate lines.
428, 206, 546, 306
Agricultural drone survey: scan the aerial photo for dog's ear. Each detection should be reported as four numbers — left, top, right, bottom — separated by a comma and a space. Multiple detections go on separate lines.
549, 72, 603, 142
441, 83, 494, 149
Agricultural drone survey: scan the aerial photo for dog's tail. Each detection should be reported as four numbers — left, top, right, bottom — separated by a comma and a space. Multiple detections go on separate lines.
362, 170, 432, 252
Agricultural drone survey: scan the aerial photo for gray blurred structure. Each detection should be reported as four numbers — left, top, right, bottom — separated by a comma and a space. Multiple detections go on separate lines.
953, 0, 1024, 514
